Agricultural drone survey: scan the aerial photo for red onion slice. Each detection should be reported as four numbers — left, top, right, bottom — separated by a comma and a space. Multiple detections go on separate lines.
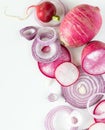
87, 93, 105, 119
20, 26, 37, 40
62, 67, 105, 109
36, 27, 57, 45
38, 45, 71, 78
34, 0, 67, 27
44, 105, 79, 130
32, 39, 61, 63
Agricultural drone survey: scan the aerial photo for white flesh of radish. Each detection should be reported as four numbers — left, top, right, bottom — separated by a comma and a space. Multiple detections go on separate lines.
55, 62, 79, 86
83, 49, 105, 74
89, 123, 105, 130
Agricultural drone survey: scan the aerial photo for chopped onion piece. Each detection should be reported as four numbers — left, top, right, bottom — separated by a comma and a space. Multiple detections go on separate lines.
48, 93, 59, 102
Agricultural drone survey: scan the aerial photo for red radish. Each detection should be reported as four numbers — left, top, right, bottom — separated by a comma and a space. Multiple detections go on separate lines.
82, 40, 105, 75
88, 123, 105, 130
28, 2, 56, 22
93, 100, 105, 123
59, 4, 102, 47
38, 45, 71, 78
55, 62, 79, 87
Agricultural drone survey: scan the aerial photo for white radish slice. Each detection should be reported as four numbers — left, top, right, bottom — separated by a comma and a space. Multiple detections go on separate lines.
82, 41, 105, 75
94, 100, 105, 123
55, 62, 79, 87
89, 123, 105, 130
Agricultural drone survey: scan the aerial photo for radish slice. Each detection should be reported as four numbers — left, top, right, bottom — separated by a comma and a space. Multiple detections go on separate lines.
55, 62, 79, 87
94, 100, 105, 123
89, 123, 105, 130
87, 93, 105, 119
38, 45, 71, 78
82, 41, 105, 75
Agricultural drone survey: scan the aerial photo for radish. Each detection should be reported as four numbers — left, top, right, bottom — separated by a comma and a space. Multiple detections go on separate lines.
93, 100, 105, 123
82, 40, 105, 75
88, 123, 105, 130
55, 62, 79, 87
38, 45, 71, 78
59, 4, 102, 47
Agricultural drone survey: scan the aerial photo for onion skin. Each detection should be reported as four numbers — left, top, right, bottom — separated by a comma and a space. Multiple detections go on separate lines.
82, 41, 105, 75
59, 4, 102, 47
62, 67, 105, 109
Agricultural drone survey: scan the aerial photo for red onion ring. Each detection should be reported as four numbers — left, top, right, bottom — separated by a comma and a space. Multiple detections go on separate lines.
62, 66, 105, 109
34, 0, 67, 27
20, 26, 37, 40
44, 105, 79, 130
36, 27, 57, 45
87, 92, 105, 119
31, 39, 61, 63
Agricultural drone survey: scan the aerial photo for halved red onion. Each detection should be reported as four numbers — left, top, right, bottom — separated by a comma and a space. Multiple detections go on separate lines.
20, 26, 37, 40
89, 123, 105, 130
38, 45, 71, 78
31, 39, 61, 63
62, 67, 105, 109
36, 27, 57, 45
87, 93, 105, 120
55, 62, 79, 87
34, 0, 67, 27
44, 105, 79, 130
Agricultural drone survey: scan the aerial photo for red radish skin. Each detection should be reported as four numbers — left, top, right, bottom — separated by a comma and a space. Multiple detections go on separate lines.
82, 41, 105, 75
93, 100, 105, 123
55, 62, 79, 87
59, 4, 102, 47
38, 45, 71, 78
88, 123, 105, 130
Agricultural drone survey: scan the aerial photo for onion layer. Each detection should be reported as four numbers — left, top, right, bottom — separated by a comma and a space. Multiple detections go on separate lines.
20, 26, 37, 40
44, 105, 79, 130
62, 66, 105, 109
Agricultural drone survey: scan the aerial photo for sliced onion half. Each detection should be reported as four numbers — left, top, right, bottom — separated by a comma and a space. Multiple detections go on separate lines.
55, 62, 79, 87
32, 39, 61, 63
62, 67, 105, 109
20, 26, 37, 40
44, 105, 81, 130
38, 45, 71, 78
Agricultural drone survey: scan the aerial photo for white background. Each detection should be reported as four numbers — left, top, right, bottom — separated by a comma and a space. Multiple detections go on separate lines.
0, 0, 105, 130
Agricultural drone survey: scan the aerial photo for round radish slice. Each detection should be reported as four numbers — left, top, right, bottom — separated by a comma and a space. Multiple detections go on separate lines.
89, 123, 105, 130
94, 100, 105, 123
55, 62, 79, 87
82, 41, 105, 75
38, 45, 71, 78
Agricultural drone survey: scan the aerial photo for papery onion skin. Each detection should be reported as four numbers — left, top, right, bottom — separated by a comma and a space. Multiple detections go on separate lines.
59, 4, 102, 47
44, 105, 78, 130
62, 66, 105, 109
38, 45, 71, 78
20, 26, 37, 40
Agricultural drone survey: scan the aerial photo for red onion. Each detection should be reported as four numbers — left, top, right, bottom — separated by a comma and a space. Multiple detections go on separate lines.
59, 4, 102, 47
38, 45, 71, 78
20, 26, 37, 40
34, 0, 67, 27
87, 93, 105, 120
62, 67, 105, 109
44, 105, 80, 130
